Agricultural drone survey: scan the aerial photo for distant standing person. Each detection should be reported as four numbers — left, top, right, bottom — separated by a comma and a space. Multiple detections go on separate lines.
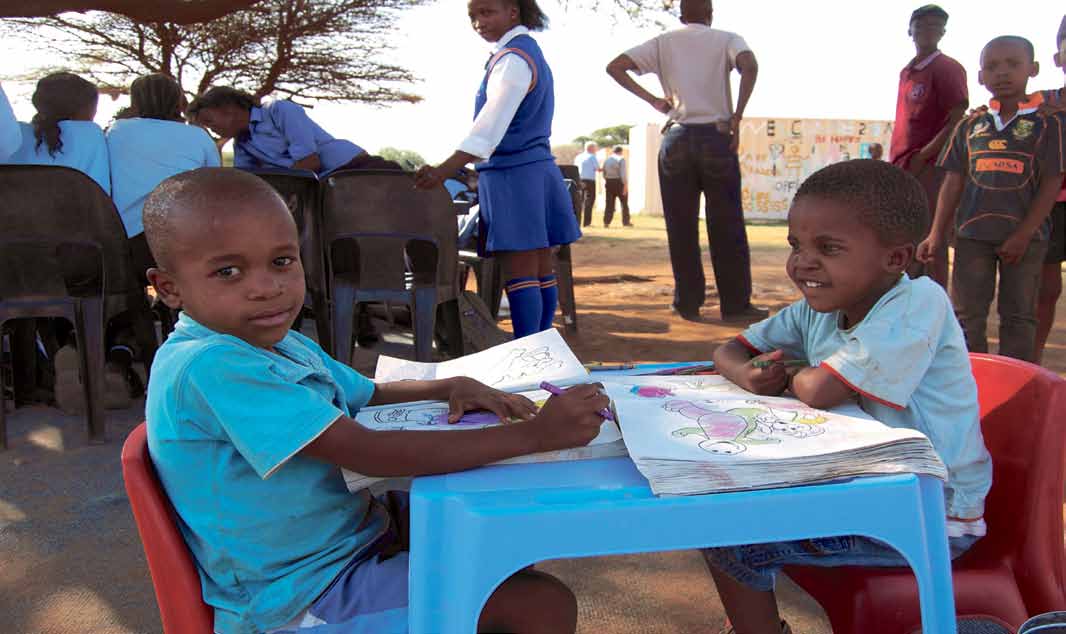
607, 0, 765, 323
574, 141, 599, 226
867, 142, 884, 161
602, 145, 632, 227
889, 4, 968, 287
186, 86, 400, 176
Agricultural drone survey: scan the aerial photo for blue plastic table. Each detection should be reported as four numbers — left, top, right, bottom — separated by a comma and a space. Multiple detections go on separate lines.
407, 365, 957, 634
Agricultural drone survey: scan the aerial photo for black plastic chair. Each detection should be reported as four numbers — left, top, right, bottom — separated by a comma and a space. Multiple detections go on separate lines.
0, 241, 106, 448
321, 170, 460, 364
244, 168, 331, 350
0, 165, 159, 445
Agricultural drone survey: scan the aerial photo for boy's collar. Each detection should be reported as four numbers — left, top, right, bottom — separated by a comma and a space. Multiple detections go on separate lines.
988, 92, 1044, 115
911, 50, 941, 71
492, 25, 529, 52
173, 312, 318, 367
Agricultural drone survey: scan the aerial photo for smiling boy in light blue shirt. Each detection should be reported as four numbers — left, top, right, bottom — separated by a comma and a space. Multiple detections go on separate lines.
705, 159, 992, 634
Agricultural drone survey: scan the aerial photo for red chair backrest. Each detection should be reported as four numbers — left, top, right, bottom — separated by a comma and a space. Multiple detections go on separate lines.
121, 423, 214, 634
969, 353, 1066, 614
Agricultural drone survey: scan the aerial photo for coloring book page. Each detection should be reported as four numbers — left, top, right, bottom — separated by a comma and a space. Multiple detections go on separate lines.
374, 328, 587, 391
353, 386, 621, 447
603, 377, 925, 462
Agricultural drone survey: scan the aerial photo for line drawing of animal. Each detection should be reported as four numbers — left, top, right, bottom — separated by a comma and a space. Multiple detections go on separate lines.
665, 399, 826, 455
491, 346, 564, 386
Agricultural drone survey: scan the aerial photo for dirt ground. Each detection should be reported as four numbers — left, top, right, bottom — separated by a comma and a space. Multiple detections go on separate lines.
2, 211, 1064, 634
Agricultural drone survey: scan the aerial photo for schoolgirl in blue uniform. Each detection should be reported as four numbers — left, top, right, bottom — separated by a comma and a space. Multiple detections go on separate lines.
416, 0, 581, 338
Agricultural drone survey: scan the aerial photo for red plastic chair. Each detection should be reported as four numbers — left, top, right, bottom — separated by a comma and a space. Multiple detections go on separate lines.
122, 423, 214, 634
785, 353, 1066, 634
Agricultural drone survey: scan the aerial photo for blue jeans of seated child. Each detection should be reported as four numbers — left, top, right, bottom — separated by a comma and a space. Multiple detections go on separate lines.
702, 534, 981, 592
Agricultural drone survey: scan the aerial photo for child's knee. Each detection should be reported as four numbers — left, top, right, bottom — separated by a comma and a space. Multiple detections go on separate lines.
483, 569, 577, 633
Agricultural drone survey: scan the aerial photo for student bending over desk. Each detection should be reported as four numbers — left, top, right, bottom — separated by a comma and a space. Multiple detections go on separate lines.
142, 168, 606, 634
708, 159, 993, 634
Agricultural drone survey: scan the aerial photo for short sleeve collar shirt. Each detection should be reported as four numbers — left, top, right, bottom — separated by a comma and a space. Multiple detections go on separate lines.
738, 275, 992, 526
624, 24, 750, 124
235, 99, 364, 176
6, 120, 111, 194
888, 50, 969, 166
575, 151, 599, 180
937, 94, 1065, 242
146, 313, 386, 634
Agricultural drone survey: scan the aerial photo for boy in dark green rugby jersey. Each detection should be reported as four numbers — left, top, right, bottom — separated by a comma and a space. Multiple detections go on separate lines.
918, 35, 1066, 362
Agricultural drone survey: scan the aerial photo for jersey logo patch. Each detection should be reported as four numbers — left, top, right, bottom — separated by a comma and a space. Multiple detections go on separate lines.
975, 158, 1024, 174
1012, 119, 1035, 141
988, 139, 1008, 150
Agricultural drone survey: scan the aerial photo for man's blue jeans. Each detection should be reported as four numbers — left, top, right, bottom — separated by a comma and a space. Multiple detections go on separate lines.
658, 123, 753, 316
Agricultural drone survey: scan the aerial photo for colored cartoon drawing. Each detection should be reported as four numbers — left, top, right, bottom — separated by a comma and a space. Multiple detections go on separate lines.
371, 398, 548, 429
491, 346, 564, 386
665, 399, 826, 455
630, 385, 675, 398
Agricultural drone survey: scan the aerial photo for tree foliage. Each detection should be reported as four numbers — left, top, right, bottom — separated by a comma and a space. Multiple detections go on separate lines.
3, 0, 427, 105
377, 146, 426, 170
573, 124, 633, 148
0, 0, 261, 24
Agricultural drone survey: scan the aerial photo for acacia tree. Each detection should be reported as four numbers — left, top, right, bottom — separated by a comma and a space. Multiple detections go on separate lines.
4, 0, 426, 105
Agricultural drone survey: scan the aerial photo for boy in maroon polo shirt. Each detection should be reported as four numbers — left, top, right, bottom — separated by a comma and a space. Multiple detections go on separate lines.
918, 36, 1066, 363
889, 4, 968, 287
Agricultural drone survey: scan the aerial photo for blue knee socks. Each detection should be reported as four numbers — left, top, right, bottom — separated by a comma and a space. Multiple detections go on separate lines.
539, 275, 558, 331
505, 277, 543, 338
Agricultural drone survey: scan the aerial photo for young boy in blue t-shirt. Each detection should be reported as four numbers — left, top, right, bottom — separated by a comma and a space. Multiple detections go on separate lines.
142, 168, 606, 634
707, 159, 992, 634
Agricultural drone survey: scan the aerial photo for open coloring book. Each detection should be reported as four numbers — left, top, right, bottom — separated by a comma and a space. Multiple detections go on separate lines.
374, 328, 588, 392
602, 376, 948, 496
346, 333, 623, 490
362, 336, 947, 497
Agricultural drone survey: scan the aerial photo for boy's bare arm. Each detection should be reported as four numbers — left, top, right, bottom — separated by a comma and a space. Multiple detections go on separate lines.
910, 105, 966, 175
300, 384, 609, 477
917, 170, 964, 262
605, 54, 672, 115
713, 339, 788, 395
291, 153, 322, 173
786, 366, 855, 410
730, 51, 758, 152
997, 171, 1064, 264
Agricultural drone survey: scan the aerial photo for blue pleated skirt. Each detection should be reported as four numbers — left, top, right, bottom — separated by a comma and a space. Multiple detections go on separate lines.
477, 159, 581, 255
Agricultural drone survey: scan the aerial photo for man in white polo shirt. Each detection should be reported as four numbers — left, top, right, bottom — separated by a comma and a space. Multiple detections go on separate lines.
607, 0, 765, 323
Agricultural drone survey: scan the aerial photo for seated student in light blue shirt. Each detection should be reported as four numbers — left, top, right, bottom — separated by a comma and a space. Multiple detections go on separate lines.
0, 82, 20, 159
142, 167, 605, 634
185, 86, 401, 176
704, 159, 993, 634
107, 73, 220, 274
6, 72, 110, 194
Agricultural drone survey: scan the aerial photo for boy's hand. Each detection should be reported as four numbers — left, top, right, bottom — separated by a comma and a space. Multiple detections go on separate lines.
997, 229, 1033, 265
447, 377, 537, 423
906, 153, 929, 177
414, 165, 445, 190
649, 96, 672, 115
528, 384, 609, 452
916, 232, 943, 264
740, 349, 789, 395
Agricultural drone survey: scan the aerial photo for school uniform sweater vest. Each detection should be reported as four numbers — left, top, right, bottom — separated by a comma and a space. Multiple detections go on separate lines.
474, 34, 555, 171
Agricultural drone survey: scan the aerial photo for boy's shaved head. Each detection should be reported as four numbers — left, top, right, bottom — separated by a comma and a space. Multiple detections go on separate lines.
143, 167, 288, 269
680, 0, 711, 23
982, 35, 1035, 62
794, 159, 929, 246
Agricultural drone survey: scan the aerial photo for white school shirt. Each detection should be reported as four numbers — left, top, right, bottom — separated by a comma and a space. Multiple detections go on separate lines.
0, 84, 20, 159
458, 25, 534, 160
624, 24, 749, 125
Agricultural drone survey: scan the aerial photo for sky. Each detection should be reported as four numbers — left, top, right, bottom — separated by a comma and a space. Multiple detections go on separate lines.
1, 0, 1064, 162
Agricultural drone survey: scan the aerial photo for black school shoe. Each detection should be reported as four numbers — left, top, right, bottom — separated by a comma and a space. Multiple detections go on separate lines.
721, 304, 770, 323
670, 305, 703, 322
